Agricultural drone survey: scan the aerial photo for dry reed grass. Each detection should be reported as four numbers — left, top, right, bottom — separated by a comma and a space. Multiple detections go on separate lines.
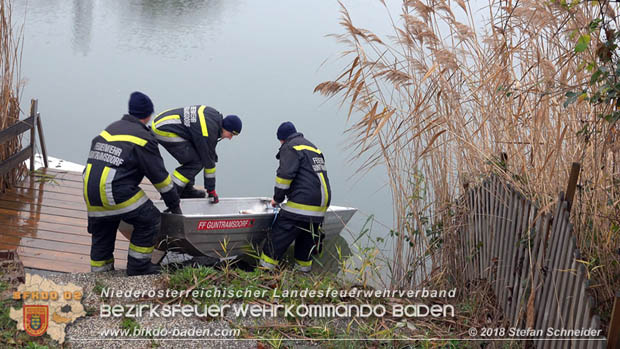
0, 0, 23, 193
316, 0, 619, 328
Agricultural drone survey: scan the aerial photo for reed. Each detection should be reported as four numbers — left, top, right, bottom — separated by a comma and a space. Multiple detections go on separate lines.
316, 0, 619, 328
0, 0, 23, 193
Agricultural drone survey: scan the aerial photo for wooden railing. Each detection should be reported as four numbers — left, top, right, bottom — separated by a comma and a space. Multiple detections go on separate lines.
0, 99, 47, 179
458, 164, 617, 348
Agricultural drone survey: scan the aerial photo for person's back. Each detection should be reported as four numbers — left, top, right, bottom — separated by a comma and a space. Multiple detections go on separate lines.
261, 121, 331, 272
150, 105, 242, 200
276, 132, 331, 221
85, 116, 163, 212
84, 91, 180, 276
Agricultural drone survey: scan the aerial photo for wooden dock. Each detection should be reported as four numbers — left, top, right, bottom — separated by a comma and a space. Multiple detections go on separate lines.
0, 168, 160, 273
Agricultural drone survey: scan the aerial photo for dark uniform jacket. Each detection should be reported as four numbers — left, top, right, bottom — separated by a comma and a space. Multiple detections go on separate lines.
151, 105, 222, 190
83, 114, 180, 217
273, 132, 331, 223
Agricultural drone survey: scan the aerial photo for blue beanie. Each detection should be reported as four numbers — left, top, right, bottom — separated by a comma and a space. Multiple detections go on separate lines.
222, 115, 242, 135
277, 121, 296, 140
128, 91, 154, 119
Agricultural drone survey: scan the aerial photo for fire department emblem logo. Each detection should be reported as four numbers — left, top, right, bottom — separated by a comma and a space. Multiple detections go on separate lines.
23, 305, 48, 336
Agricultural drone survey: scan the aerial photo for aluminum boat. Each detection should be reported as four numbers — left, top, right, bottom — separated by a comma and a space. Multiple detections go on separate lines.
119, 197, 357, 259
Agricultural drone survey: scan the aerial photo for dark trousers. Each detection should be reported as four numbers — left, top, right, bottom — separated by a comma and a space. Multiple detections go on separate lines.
88, 200, 161, 273
263, 214, 323, 263
160, 141, 201, 187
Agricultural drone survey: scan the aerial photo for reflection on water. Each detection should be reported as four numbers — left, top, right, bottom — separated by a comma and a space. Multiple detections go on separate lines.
71, 0, 93, 56
114, 0, 228, 58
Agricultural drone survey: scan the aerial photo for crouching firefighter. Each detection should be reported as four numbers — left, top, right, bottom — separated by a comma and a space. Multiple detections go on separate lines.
261, 122, 331, 272
151, 105, 242, 201
83, 91, 182, 276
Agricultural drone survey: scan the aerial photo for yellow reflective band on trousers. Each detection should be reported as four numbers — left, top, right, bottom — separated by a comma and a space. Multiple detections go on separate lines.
90, 258, 114, 267
129, 243, 154, 254
293, 145, 321, 154
100, 130, 147, 147
83, 163, 92, 207
260, 252, 279, 266
198, 105, 208, 137
154, 175, 172, 190
295, 259, 312, 267
204, 167, 216, 178
173, 170, 190, 184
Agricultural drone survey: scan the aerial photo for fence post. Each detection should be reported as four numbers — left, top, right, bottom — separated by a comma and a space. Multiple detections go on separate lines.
36, 110, 48, 168
609, 291, 620, 349
28, 99, 38, 171
565, 162, 580, 212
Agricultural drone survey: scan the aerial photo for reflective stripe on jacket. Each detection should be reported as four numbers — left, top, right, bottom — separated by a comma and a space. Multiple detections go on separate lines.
273, 132, 331, 222
151, 105, 221, 190
83, 114, 180, 217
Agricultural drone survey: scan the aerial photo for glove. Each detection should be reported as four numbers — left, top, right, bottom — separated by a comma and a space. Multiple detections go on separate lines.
164, 205, 182, 215
207, 189, 219, 204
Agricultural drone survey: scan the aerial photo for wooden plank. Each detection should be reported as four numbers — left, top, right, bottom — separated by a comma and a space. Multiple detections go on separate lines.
36, 113, 48, 168
0, 235, 128, 255
556, 239, 577, 349
481, 180, 490, 278
542, 206, 571, 349
466, 188, 474, 279
536, 195, 564, 329
532, 214, 551, 333
572, 266, 587, 349
536, 197, 566, 330
6, 187, 84, 204
0, 226, 129, 248
499, 189, 517, 310
0, 193, 88, 212
0, 115, 34, 145
496, 185, 513, 305
514, 205, 539, 328
0, 199, 87, 220
510, 197, 531, 326
473, 185, 481, 279
548, 224, 574, 347
3, 244, 127, 265
0, 145, 32, 178
19, 255, 125, 273
567, 249, 581, 348
489, 176, 501, 283
502, 192, 520, 315
0, 207, 87, 228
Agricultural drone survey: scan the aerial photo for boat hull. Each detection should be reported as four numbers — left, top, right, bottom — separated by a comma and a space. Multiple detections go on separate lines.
118, 197, 356, 258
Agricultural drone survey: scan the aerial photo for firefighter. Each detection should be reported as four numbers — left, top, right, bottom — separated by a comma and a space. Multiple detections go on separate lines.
151, 105, 242, 202
84, 91, 181, 276
260, 121, 331, 272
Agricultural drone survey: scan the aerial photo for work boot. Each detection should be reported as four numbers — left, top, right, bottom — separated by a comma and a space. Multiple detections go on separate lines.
180, 185, 206, 199
126, 263, 161, 276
